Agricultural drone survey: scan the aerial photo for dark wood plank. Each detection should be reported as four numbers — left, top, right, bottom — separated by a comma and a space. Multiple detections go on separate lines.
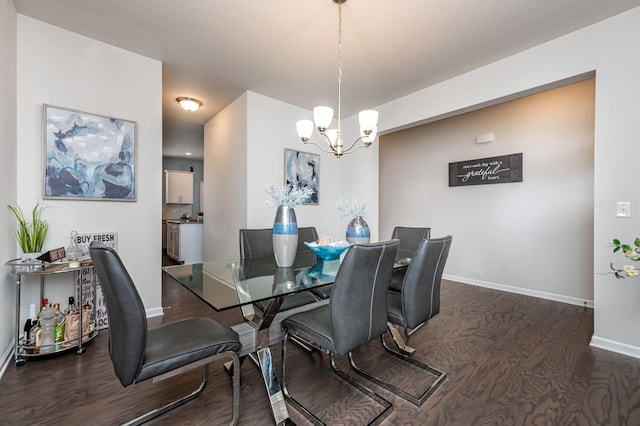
2, 258, 640, 425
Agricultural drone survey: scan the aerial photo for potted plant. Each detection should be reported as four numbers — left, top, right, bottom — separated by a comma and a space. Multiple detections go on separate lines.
7, 202, 49, 261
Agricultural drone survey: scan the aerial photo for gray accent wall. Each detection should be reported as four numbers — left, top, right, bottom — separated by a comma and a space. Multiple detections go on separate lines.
380, 79, 595, 303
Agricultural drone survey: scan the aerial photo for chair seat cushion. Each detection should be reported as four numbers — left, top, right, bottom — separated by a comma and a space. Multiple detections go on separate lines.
281, 305, 334, 353
136, 317, 241, 383
254, 290, 318, 312
309, 284, 333, 300
386, 291, 407, 328
388, 268, 405, 293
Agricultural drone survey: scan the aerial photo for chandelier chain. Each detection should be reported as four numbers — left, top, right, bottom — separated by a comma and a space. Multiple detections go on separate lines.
337, 1, 342, 132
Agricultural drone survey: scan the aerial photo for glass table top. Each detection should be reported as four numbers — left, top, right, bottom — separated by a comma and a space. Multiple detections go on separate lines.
162, 252, 338, 311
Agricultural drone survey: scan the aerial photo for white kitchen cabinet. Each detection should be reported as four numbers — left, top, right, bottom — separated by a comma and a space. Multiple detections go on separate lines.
166, 222, 180, 260
164, 170, 194, 204
166, 221, 203, 264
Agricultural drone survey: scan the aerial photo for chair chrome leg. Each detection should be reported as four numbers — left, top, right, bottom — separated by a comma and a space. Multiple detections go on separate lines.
124, 351, 241, 426
329, 353, 393, 425
289, 334, 317, 354
281, 331, 326, 426
282, 332, 393, 426
229, 352, 241, 426
348, 335, 445, 407
124, 365, 209, 426
388, 323, 416, 356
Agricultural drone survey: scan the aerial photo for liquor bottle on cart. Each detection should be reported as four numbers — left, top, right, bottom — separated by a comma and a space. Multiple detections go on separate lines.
53, 303, 65, 350
39, 301, 56, 354
66, 230, 82, 268
23, 303, 37, 353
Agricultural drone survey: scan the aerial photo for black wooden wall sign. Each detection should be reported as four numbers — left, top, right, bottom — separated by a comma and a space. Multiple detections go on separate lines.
449, 153, 523, 187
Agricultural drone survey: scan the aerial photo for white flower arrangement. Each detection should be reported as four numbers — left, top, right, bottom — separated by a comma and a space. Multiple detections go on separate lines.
265, 183, 314, 207
611, 237, 640, 278
335, 197, 368, 219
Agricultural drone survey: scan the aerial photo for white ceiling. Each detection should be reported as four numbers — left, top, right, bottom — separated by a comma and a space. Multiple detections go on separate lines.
13, 0, 640, 160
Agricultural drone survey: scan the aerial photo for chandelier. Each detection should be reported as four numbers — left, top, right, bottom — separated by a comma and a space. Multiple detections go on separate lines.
296, 0, 379, 158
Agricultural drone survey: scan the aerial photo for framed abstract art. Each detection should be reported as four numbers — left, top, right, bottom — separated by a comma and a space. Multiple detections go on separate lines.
43, 104, 137, 201
284, 149, 319, 205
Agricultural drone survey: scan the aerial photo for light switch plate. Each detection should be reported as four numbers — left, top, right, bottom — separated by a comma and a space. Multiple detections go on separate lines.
617, 201, 631, 217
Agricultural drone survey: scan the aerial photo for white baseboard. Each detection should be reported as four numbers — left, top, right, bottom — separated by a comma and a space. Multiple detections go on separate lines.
0, 340, 14, 380
146, 306, 164, 318
446, 274, 640, 360
590, 336, 640, 359
444, 274, 594, 308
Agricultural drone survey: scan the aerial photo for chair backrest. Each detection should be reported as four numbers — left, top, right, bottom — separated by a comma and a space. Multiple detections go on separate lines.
239, 228, 274, 258
391, 227, 431, 261
89, 242, 147, 387
401, 236, 452, 329
297, 227, 319, 252
330, 240, 399, 355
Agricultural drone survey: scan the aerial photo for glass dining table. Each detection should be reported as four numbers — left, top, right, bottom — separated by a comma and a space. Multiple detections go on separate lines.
163, 251, 339, 425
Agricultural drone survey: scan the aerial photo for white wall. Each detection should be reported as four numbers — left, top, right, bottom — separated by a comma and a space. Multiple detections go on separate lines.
354, 7, 640, 357
204, 93, 248, 260
0, 0, 17, 372
380, 79, 595, 304
245, 92, 344, 238
204, 91, 367, 259
14, 16, 163, 335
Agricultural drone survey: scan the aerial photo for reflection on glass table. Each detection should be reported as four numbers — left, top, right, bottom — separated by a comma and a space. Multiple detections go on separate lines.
163, 253, 338, 425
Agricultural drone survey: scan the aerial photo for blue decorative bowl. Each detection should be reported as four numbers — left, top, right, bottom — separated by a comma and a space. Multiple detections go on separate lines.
304, 242, 351, 260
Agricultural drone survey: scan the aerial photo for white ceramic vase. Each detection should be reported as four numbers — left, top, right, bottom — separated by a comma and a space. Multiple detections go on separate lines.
273, 206, 298, 267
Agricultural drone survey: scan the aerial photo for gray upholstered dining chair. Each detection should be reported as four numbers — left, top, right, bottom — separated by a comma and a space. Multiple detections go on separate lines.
391, 226, 431, 262
90, 242, 242, 426
239, 228, 318, 311
281, 240, 399, 425
349, 235, 452, 406
389, 226, 431, 292
297, 226, 319, 253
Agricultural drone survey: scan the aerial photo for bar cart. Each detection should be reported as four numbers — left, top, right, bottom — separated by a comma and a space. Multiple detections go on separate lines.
6, 259, 98, 366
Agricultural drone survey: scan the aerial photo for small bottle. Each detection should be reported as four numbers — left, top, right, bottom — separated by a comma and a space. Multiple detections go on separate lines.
23, 303, 37, 342
63, 296, 79, 346
84, 304, 95, 334
23, 304, 37, 353
29, 322, 41, 354
66, 296, 77, 314
66, 231, 82, 267
53, 303, 65, 350
39, 301, 56, 354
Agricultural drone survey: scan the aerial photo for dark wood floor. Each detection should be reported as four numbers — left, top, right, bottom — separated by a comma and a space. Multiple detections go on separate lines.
2, 258, 640, 425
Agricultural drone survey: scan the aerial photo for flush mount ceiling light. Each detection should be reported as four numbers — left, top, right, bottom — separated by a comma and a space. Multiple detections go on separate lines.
296, 0, 379, 158
176, 97, 202, 112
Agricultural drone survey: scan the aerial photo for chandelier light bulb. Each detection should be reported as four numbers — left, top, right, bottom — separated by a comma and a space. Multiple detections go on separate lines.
296, 120, 314, 141
326, 129, 339, 147
361, 126, 378, 146
358, 110, 379, 133
313, 106, 334, 132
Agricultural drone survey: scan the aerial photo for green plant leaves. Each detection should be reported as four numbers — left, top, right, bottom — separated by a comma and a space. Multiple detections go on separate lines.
6, 202, 48, 253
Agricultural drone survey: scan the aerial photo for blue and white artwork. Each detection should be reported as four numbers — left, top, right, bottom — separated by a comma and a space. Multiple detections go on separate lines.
44, 105, 136, 200
284, 149, 319, 204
